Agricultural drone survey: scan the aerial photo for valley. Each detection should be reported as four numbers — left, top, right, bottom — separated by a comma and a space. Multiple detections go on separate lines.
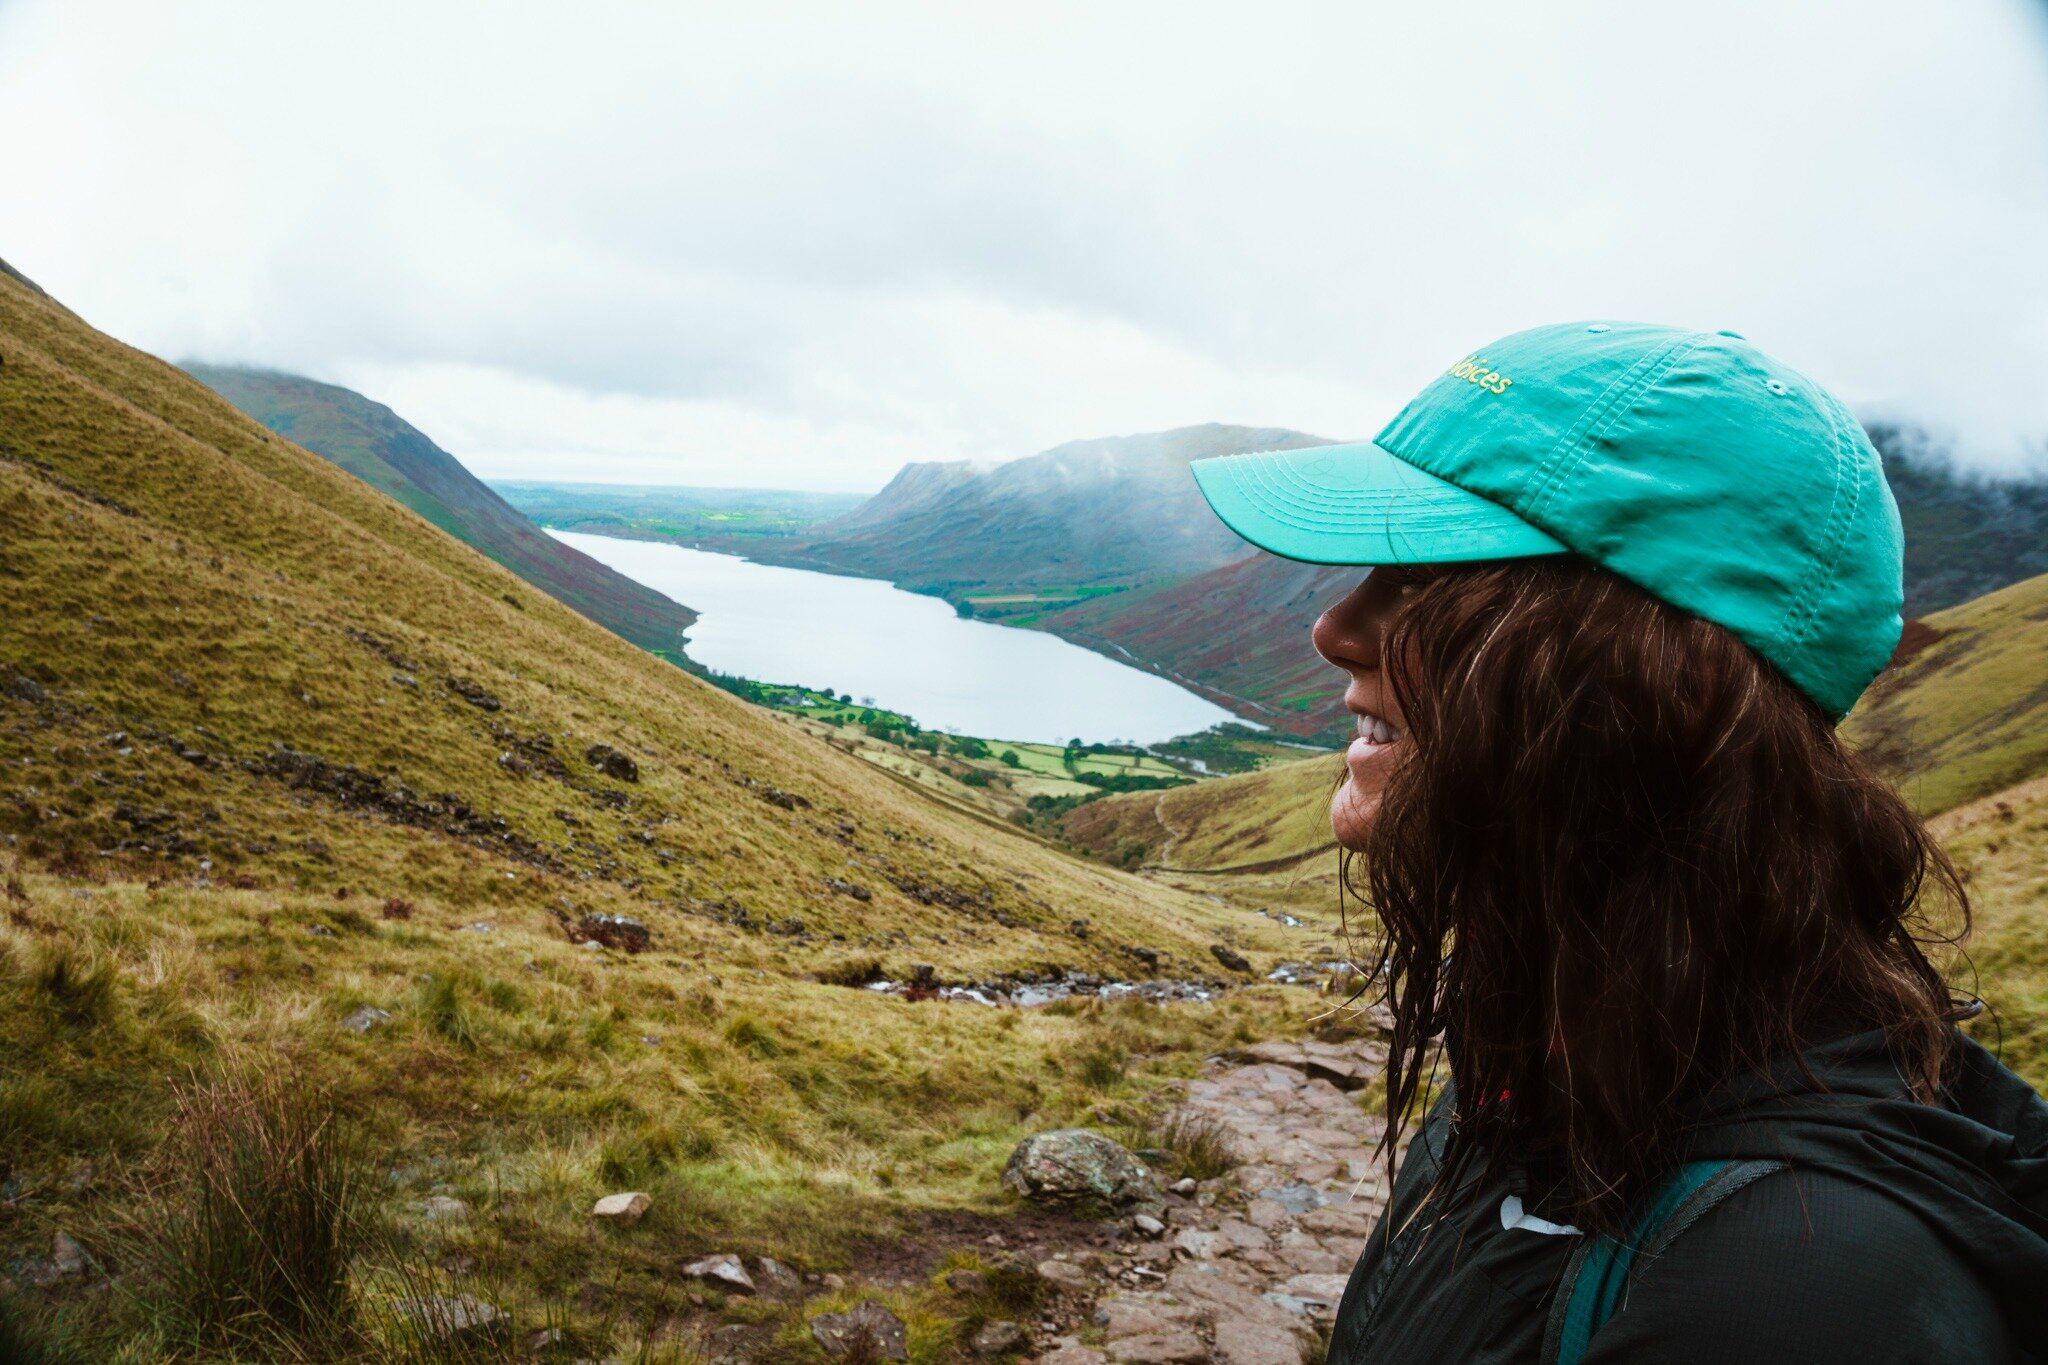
0, 266, 1357, 1360
1, 254, 2043, 1364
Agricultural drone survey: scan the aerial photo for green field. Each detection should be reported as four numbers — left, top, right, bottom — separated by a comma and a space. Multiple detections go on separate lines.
493, 481, 866, 545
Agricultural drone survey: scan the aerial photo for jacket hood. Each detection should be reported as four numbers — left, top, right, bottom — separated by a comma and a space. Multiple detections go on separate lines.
1682, 1028, 2048, 1330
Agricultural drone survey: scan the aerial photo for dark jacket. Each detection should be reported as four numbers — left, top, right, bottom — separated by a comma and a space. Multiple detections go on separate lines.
1328, 1029, 2048, 1364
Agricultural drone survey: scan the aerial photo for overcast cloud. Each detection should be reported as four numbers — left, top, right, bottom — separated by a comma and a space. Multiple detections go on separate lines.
3, 1, 2045, 489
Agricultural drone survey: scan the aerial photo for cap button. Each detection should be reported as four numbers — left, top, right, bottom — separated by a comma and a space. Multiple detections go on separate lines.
1585, 324, 1612, 333
1716, 329, 1746, 339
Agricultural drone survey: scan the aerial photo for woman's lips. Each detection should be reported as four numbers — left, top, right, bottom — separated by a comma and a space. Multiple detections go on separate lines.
1345, 709, 1403, 769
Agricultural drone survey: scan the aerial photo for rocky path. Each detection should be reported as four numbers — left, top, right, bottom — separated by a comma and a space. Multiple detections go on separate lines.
1025, 1037, 1392, 1365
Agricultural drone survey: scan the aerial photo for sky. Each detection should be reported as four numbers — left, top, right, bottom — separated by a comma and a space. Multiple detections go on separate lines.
2, 2, 2046, 491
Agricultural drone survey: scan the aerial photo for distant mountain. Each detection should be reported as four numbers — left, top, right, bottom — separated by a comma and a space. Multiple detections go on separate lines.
1041, 555, 1360, 738
183, 364, 698, 659
1042, 426, 2048, 743
1868, 423, 2048, 617
695, 424, 1334, 618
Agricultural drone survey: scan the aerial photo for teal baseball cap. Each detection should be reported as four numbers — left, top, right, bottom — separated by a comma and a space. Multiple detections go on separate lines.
1190, 321, 1904, 719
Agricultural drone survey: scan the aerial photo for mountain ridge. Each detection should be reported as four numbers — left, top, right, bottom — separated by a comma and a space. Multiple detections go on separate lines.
182, 362, 700, 661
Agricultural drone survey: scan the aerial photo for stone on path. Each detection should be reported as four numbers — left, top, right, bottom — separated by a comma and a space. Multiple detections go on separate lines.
971, 1319, 1030, 1356
1131, 1213, 1165, 1237
1024, 1038, 1393, 1365
809, 1299, 909, 1360
1213, 1317, 1307, 1365
1003, 1130, 1162, 1211
591, 1191, 651, 1224
1304, 1057, 1369, 1092
1037, 1258, 1094, 1290
683, 1252, 756, 1294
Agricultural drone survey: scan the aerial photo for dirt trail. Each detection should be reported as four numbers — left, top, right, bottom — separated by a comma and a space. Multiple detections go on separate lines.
1023, 1037, 1394, 1365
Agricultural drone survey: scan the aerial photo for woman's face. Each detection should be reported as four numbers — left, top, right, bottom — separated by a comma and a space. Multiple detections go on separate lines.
1313, 566, 1426, 849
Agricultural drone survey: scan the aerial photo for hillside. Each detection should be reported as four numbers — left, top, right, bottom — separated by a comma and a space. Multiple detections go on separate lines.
182, 364, 700, 661
690, 424, 1333, 623
0, 269, 1327, 1354
1043, 558, 1362, 738
1843, 570, 2048, 816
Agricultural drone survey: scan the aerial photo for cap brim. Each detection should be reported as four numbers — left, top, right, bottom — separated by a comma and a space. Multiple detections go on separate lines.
1190, 441, 1567, 566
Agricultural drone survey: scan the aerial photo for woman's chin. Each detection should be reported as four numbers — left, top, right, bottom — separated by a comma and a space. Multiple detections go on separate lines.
1330, 775, 1382, 849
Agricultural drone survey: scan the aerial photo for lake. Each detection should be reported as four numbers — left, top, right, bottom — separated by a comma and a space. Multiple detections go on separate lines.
550, 530, 1246, 745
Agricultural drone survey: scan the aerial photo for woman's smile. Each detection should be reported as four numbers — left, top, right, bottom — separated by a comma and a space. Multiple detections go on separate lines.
1314, 567, 1421, 848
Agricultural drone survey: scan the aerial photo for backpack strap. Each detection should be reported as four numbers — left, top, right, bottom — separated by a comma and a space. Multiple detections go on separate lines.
1541, 1158, 1787, 1365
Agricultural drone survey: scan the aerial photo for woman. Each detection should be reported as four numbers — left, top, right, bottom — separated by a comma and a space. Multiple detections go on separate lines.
1189, 322, 2048, 1364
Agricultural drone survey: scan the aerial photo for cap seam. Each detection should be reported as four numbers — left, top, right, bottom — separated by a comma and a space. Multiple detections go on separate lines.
1771, 395, 1861, 680
1525, 335, 1703, 528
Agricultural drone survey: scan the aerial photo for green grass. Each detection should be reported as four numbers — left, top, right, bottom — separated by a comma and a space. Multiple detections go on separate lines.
1843, 572, 2048, 816
1936, 778, 2048, 1087
0, 267, 1321, 1357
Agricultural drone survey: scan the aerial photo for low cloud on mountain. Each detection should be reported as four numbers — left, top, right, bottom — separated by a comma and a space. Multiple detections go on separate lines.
2, 0, 2044, 486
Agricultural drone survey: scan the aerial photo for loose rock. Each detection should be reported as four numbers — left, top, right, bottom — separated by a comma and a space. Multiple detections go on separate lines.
569, 913, 651, 953
1036, 1259, 1093, 1290
1210, 944, 1252, 973
750, 1255, 804, 1296
342, 1005, 392, 1034
591, 1191, 651, 1224
414, 1195, 471, 1222
809, 1299, 909, 1361
1132, 1214, 1166, 1238
584, 744, 639, 782
682, 1252, 756, 1295
971, 1319, 1029, 1356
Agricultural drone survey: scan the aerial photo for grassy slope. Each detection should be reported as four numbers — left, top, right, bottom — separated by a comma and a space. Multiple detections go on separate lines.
1843, 571, 2048, 817
1933, 777, 2048, 1089
0, 272, 1313, 1352
182, 365, 701, 661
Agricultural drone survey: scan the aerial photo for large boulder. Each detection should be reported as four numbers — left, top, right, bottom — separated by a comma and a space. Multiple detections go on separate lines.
1002, 1130, 1162, 1213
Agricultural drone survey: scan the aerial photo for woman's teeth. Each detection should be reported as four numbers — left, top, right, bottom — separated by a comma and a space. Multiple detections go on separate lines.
1355, 712, 1400, 744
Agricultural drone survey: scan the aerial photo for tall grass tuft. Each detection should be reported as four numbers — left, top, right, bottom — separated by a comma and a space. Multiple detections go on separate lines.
419, 974, 479, 1049
0, 1294, 66, 1365
1074, 1041, 1127, 1088
137, 1064, 369, 1358
30, 943, 119, 1031
1119, 1108, 1241, 1180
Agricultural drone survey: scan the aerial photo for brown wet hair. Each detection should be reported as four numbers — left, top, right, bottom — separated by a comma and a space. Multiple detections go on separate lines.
1339, 556, 1969, 1235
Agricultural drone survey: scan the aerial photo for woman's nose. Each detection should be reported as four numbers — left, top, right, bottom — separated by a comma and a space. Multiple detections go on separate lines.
1313, 583, 1382, 672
